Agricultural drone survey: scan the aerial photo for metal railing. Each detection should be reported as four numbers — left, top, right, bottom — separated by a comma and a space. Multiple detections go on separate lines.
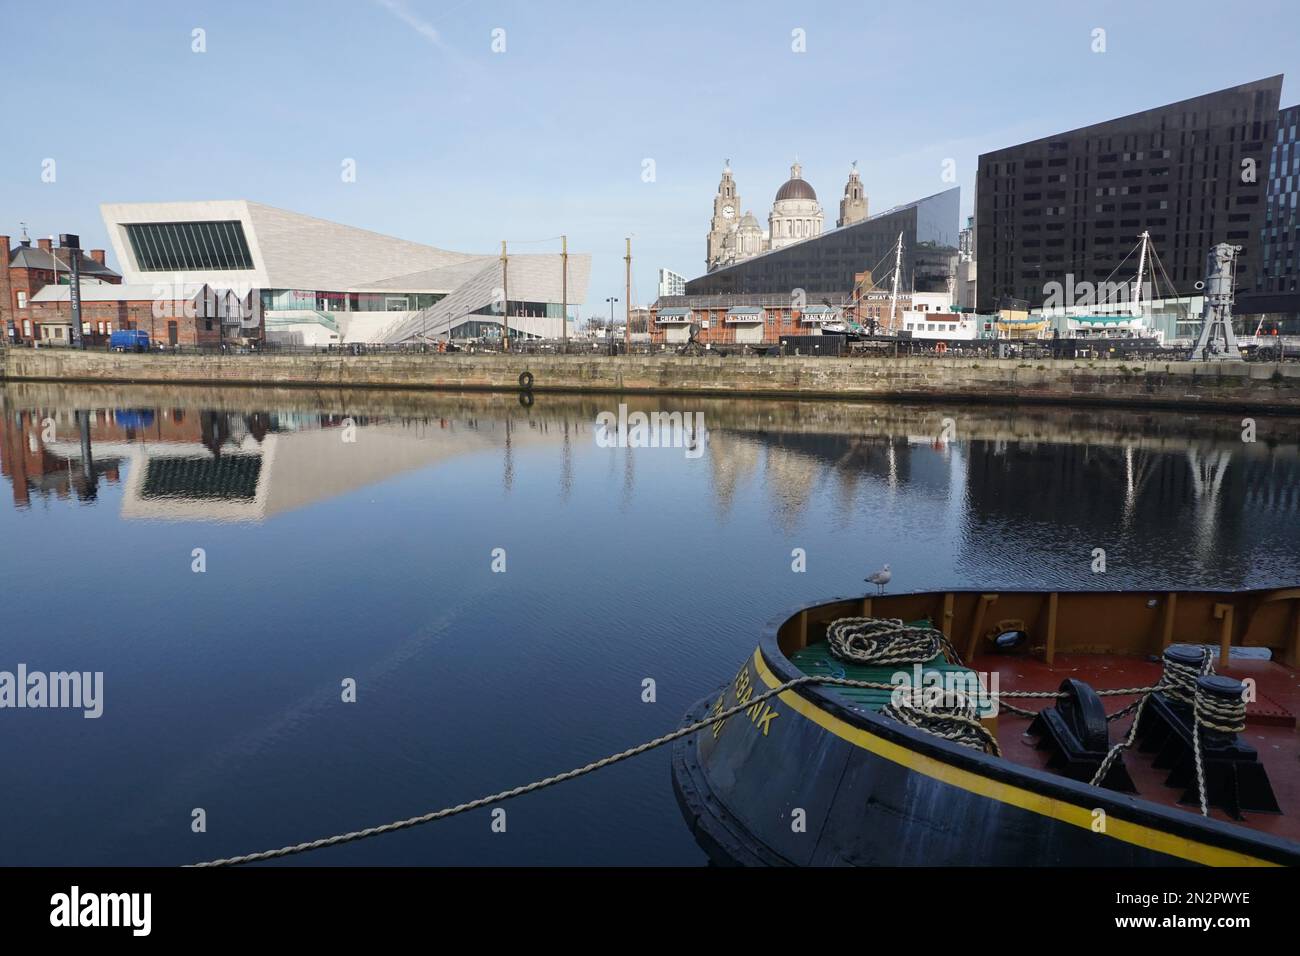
6, 335, 1295, 363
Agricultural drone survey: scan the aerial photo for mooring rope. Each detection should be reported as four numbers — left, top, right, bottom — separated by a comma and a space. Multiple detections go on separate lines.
1190, 678, 1247, 817
1089, 692, 1155, 788
190, 670, 1168, 867
882, 693, 1001, 756
190, 673, 824, 867
1163, 652, 1211, 706
1159, 646, 1248, 817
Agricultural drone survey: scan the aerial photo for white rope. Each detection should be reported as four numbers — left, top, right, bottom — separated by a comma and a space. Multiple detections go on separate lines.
188, 671, 1172, 867
826, 617, 965, 668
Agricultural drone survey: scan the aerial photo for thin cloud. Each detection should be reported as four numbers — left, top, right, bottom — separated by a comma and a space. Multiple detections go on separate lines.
371, 0, 447, 49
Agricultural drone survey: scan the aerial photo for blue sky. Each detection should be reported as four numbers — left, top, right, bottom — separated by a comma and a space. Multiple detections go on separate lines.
2, 0, 1297, 314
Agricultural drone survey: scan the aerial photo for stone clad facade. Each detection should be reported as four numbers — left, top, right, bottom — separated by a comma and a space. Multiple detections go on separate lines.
706, 162, 867, 272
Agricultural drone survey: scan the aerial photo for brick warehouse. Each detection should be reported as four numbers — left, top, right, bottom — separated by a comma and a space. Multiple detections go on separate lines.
1, 234, 120, 344
650, 294, 853, 346
25, 283, 239, 348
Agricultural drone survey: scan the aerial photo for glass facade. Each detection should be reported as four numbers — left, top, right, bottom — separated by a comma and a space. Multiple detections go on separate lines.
126, 221, 255, 271
260, 290, 446, 313
1260, 104, 1299, 294
685, 190, 960, 297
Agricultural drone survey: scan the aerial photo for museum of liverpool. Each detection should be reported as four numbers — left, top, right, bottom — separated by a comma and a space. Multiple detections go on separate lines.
98, 200, 590, 345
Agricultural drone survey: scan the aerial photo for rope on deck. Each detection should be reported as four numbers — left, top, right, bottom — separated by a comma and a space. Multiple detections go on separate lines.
826, 617, 966, 668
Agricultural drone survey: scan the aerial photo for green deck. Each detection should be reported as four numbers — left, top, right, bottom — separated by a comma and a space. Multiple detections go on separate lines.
789, 629, 977, 713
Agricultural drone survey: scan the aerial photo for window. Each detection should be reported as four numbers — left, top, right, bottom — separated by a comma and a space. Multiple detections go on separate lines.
16, 292, 26, 309
125, 220, 255, 271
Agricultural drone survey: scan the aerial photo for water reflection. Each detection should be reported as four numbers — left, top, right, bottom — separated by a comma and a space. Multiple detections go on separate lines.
3, 386, 1299, 546
2, 382, 1299, 865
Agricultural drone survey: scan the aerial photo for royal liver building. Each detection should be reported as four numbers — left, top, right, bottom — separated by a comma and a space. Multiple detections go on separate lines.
705, 160, 868, 272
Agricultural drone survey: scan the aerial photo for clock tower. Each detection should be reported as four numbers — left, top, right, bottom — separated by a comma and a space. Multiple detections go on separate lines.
706, 161, 742, 272
837, 161, 868, 227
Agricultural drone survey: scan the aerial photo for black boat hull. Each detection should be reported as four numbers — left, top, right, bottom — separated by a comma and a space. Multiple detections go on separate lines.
672, 646, 1300, 866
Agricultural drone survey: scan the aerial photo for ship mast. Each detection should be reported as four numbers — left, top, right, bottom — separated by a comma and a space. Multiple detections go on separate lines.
1132, 230, 1149, 318
888, 232, 902, 332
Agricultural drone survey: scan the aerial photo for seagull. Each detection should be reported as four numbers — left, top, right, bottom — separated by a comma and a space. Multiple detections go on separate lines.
865, 564, 892, 594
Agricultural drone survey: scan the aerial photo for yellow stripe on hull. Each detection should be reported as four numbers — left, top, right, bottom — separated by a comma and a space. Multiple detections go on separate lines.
751, 648, 1278, 867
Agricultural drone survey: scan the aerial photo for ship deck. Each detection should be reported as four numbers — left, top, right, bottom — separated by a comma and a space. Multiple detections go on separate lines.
980, 651, 1300, 844
781, 590, 1300, 849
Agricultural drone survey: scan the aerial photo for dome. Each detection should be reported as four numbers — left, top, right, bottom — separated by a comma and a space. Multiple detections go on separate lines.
775, 162, 816, 202
775, 177, 817, 202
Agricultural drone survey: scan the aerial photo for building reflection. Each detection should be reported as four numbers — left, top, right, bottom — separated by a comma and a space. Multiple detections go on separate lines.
1, 391, 1297, 542
0, 404, 550, 522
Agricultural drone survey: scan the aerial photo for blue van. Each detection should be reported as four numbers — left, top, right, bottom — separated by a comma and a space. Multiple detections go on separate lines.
109, 330, 150, 353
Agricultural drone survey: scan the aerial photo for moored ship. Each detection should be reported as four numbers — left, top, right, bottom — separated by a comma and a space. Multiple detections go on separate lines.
672, 588, 1300, 866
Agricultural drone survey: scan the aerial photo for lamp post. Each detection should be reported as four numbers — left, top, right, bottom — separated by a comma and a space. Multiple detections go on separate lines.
606, 296, 618, 355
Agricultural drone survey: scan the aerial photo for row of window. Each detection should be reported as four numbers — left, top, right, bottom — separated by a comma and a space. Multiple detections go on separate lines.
125, 221, 255, 272
905, 322, 962, 332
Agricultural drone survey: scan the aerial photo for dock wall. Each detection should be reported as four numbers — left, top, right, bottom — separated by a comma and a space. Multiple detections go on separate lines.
4, 348, 1300, 413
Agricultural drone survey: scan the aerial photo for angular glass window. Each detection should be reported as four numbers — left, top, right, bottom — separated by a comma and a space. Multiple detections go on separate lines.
125, 221, 254, 271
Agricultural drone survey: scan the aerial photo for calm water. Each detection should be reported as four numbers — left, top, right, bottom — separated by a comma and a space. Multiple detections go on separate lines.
2, 382, 1298, 866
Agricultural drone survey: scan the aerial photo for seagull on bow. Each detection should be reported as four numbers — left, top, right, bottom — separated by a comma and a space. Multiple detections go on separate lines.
865, 564, 892, 594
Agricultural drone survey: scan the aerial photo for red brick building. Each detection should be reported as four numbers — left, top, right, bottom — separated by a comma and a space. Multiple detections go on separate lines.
0, 406, 205, 508
649, 296, 850, 346
1, 235, 121, 344
26, 283, 239, 348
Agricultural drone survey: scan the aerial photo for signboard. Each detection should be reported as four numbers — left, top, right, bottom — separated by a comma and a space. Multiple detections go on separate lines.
60, 234, 83, 348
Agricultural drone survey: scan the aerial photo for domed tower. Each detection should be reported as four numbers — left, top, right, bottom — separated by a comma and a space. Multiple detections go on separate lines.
735, 211, 765, 260
768, 161, 823, 251
707, 161, 742, 271
837, 162, 868, 227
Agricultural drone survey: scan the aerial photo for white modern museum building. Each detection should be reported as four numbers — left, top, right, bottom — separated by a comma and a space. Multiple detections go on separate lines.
99, 200, 589, 345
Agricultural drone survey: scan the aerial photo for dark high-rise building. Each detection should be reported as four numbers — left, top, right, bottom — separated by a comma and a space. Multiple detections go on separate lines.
976, 77, 1283, 314
1260, 103, 1299, 295
685, 188, 959, 298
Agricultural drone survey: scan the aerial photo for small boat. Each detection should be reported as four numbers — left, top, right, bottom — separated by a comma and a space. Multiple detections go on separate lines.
672, 588, 1300, 866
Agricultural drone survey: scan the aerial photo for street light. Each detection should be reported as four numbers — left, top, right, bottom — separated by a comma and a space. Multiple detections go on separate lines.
606, 297, 619, 354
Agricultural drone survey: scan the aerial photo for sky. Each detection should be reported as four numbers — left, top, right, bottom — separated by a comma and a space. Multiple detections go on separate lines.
1, 0, 1297, 316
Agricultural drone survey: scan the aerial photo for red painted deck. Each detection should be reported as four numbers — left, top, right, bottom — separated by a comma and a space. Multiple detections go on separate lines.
976, 651, 1300, 844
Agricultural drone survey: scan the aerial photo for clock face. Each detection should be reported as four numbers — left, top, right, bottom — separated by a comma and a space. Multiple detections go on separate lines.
722, 205, 735, 219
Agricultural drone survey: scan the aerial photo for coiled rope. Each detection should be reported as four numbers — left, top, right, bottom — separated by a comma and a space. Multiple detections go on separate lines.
827, 617, 966, 668
1163, 651, 1211, 706
882, 694, 1001, 756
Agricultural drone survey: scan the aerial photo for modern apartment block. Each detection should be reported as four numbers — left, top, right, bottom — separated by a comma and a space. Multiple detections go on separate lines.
657, 268, 686, 298
1259, 103, 1299, 295
975, 76, 1283, 314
